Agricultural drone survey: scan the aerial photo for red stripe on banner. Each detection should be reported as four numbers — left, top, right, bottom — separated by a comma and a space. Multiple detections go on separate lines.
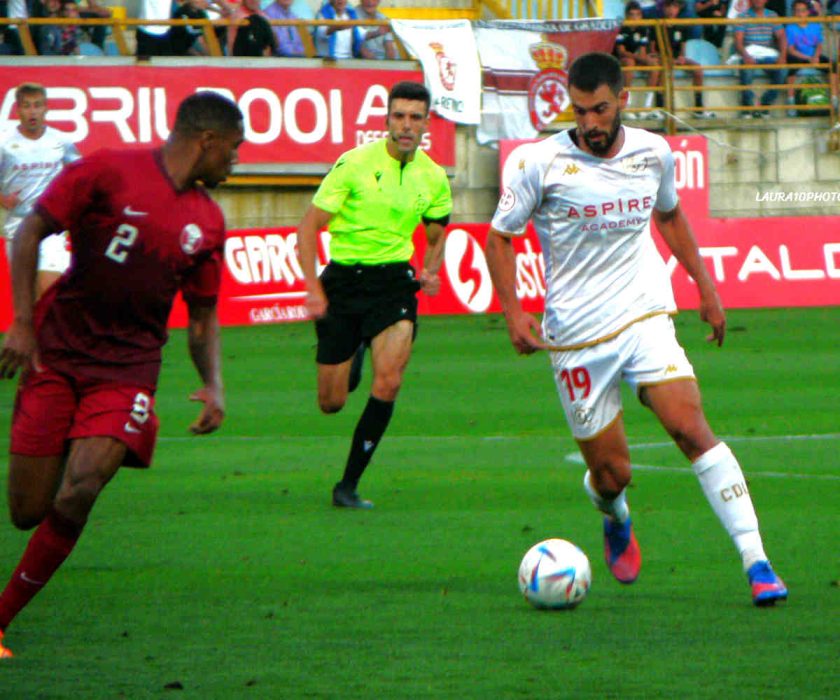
483, 71, 535, 93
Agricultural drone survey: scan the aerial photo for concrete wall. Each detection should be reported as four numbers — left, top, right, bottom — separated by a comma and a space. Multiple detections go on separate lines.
217, 118, 840, 229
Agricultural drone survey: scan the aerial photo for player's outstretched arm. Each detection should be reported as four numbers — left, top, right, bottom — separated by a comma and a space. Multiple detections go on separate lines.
418, 221, 446, 296
485, 228, 546, 355
653, 204, 726, 346
186, 303, 225, 434
297, 204, 333, 319
0, 212, 49, 378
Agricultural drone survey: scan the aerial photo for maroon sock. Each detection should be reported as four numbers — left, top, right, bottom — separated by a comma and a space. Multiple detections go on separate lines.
0, 508, 82, 631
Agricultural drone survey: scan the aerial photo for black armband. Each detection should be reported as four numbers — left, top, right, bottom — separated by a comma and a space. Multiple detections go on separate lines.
422, 214, 450, 227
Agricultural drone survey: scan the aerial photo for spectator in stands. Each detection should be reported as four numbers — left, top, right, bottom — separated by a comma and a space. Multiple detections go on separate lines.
2, 0, 29, 54
637, 0, 661, 16
171, 0, 209, 55
656, 0, 702, 38
137, 0, 174, 56
614, 1, 662, 117
59, 0, 81, 55
734, 0, 787, 118
784, 0, 837, 113
202, 0, 233, 53
228, 0, 276, 56
314, 0, 362, 59
694, 0, 729, 47
356, 0, 396, 60
77, 0, 111, 50
264, 0, 305, 56
263, 0, 306, 56
663, 0, 716, 116
36, 0, 62, 54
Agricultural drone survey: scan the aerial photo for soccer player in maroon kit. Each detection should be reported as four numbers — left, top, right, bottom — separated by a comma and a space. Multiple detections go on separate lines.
0, 92, 244, 658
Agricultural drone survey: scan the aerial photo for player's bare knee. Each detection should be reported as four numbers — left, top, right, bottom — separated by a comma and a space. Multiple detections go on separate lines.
9, 505, 44, 531
318, 392, 346, 414
371, 376, 401, 402
55, 474, 105, 519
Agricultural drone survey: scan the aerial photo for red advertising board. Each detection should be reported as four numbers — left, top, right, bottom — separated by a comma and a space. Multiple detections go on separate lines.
0, 65, 455, 169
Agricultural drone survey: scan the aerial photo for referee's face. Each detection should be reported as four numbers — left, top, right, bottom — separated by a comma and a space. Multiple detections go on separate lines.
385, 98, 429, 159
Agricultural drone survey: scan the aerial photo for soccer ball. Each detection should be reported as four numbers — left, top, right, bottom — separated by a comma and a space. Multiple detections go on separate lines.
518, 538, 591, 610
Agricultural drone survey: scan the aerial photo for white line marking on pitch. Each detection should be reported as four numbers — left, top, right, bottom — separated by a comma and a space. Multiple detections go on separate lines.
564, 434, 840, 481
54, 432, 837, 481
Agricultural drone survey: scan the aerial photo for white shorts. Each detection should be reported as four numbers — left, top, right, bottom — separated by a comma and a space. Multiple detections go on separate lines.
549, 314, 695, 440
5, 232, 71, 274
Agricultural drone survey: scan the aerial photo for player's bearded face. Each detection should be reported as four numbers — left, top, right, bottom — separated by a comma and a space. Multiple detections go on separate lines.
582, 109, 621, 156
200, 125, 244, 188
570, 84, 625, 158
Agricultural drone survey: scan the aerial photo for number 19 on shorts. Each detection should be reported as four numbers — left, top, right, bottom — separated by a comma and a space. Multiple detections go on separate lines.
560, 367, 591, 402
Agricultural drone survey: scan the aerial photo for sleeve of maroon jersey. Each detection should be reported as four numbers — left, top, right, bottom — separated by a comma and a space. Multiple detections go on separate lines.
181, 206, 225, 307
35, 155, 103, 233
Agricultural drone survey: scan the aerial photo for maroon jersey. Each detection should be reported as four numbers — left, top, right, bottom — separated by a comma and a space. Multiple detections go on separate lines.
34, 148, 225, 388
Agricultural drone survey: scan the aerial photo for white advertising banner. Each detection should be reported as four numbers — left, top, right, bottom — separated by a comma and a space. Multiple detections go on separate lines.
391, 19, 482, 125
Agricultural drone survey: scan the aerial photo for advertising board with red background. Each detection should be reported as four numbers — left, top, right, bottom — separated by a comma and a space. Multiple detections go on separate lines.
0, 65, 455, 169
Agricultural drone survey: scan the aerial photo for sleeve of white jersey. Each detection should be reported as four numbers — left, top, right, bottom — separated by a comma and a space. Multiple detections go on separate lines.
490, 142, 542, 237
63, 140, 82, 164
654, 140, 680, 213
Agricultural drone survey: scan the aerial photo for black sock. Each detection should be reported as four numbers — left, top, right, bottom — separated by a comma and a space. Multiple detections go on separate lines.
339, 396, 394, 490
694, 93, 703, 109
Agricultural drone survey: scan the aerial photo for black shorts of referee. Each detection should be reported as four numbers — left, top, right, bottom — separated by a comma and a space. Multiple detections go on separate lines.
315, 261, 421, 365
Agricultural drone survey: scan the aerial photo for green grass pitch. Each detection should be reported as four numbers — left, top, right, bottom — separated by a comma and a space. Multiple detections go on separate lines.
0, 308, 837, 699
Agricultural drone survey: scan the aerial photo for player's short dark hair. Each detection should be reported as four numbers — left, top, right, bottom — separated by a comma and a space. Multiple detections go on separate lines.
790, 0, 809, 7
624, 0, 642, 13
173, 92, 243, 136
663, 0, 683, 7
568, 52, 625, 96
15, 82, 46, 104
388, 81, 431, 113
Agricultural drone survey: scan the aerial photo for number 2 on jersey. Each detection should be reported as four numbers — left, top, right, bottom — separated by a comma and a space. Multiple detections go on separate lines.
560, 366, 591, 401
105, 223, 139, 264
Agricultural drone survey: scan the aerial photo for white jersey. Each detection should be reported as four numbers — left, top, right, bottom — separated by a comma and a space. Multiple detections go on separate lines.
0, 125, 81, 240
491, 126, 680, 350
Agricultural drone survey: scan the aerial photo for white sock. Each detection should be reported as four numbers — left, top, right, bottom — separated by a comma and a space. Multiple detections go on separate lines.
692, 442, 767, 571
583, 470, 630, 523
644, 92, 655, 108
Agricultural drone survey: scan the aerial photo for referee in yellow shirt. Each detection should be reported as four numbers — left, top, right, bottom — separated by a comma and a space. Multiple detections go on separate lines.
298, 81, 453, 508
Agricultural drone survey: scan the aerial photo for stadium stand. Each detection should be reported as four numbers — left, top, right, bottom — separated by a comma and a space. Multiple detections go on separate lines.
0, 2, 837, 126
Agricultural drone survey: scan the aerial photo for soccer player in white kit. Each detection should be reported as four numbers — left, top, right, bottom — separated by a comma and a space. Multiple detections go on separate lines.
0, 83, 80, 298
485, 52, 787, 606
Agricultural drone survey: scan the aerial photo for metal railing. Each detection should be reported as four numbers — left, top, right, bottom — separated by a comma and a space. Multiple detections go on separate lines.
2, 14, 837, 130
620, 15, 838, 132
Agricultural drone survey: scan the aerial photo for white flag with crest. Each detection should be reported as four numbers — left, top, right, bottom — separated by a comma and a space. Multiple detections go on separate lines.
391, 19, 482, 125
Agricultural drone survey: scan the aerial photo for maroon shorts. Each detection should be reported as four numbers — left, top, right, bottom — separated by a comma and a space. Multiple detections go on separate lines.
10, 366, 159, 467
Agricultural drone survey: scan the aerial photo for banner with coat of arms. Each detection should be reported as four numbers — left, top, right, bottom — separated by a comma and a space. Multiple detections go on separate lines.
391, 19, 482, 125
474, 19, 621, 144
